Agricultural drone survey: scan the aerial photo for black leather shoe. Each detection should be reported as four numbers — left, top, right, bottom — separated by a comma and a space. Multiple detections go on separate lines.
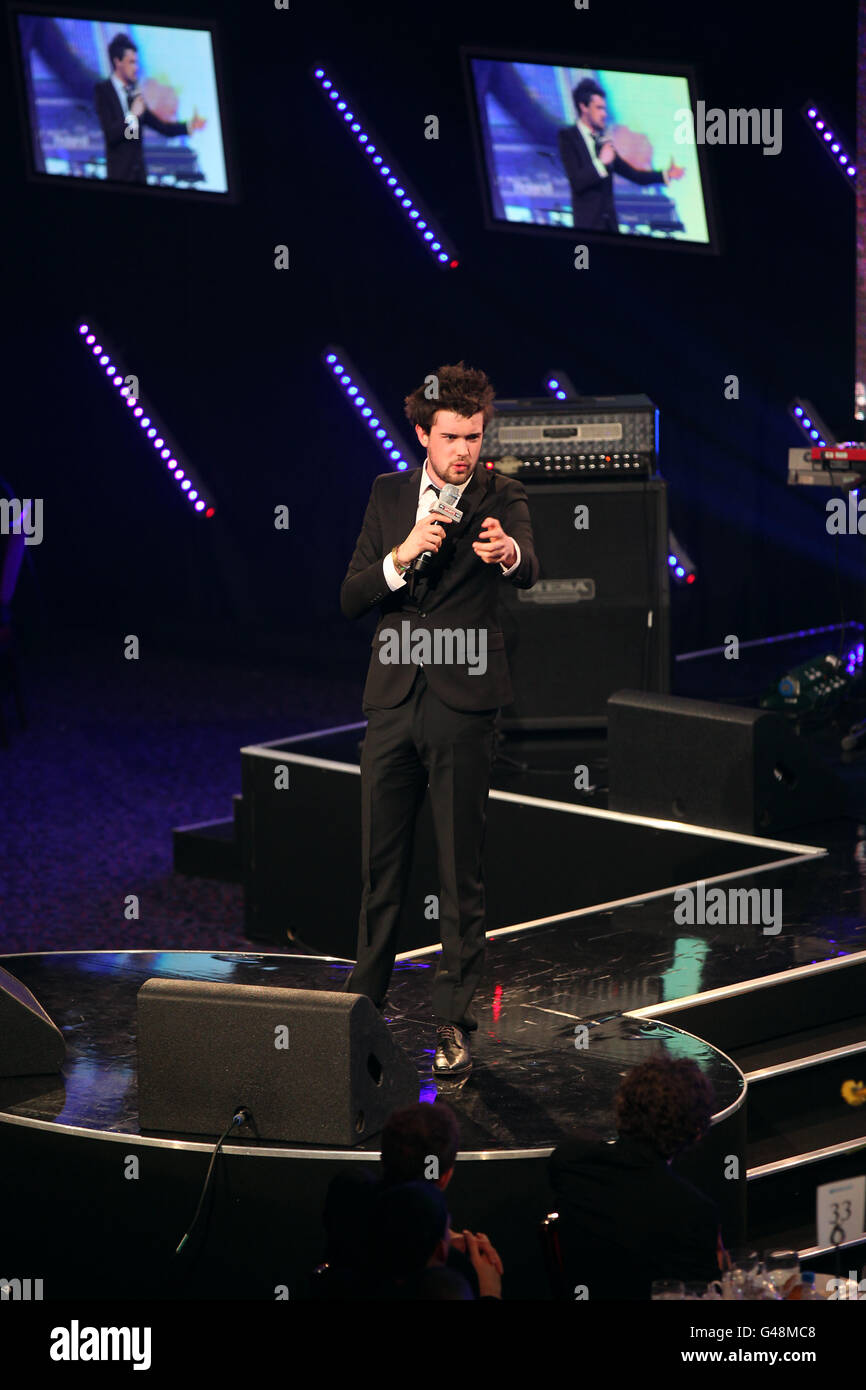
433, 1024, 472, 1076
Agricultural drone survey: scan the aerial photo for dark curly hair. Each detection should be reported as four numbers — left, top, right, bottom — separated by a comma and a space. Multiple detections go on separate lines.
615, 1058, 714, 1159
404, 361, 496, 435
380, 1101, 460, 1185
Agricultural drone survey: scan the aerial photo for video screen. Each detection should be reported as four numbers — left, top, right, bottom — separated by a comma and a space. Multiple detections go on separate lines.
13, 9, 231, 196
465, 54, 712, 246
857, 0, 866, 419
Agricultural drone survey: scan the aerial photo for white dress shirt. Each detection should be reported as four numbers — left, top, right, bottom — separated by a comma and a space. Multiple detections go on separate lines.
111, 72, 139, 140
578, 119, 609, 179
382, 462, 521, 591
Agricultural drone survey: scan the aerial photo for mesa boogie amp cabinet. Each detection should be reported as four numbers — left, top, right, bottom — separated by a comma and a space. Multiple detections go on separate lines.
498, 479, 670, 729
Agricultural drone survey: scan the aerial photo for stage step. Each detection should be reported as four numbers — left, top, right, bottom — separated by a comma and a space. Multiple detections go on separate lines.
628, 955, 866, 1258
746, 1138, 866, 1254
172, 800, 242, 882
630, 952, 866, 1054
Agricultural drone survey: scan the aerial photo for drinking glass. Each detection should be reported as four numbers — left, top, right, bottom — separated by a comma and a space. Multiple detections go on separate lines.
651, 1279, 685, 1300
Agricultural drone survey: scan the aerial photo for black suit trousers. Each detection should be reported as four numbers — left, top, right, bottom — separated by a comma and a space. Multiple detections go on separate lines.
346, 665, 497, 1024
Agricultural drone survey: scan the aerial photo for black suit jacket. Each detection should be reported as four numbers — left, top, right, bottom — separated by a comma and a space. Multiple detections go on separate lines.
341, 464, 538, 712
94, 80, 189, 183
557, 126, 665, 232
548, 1135, 720, 1300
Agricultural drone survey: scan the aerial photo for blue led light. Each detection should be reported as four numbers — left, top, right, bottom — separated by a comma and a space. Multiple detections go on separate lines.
340, 374, 351, 384
667, 555, 677, 566
794, 406, 803, 416
347, 386, 358, 396
376, 428, 386, 438
361, 407, 372, 417
314, 67, 456, 266
675, 566, 685, 578
326, 353, 336, 364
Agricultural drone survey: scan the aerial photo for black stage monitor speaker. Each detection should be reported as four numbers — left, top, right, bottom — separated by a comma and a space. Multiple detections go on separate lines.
499, 481, 669, 729
136, 979, 418, 1145
0, 964, 66, 1076
607, 689, 843, 834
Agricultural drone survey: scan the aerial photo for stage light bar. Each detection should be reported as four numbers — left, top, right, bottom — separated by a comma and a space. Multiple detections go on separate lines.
788, 397, 836, 448
323, 345, 415, 470
543, 370, 580, 401
312, 67, 459, 269
667, 529, 696, 586
802, 105, 856, 182
76, 321, 215, 517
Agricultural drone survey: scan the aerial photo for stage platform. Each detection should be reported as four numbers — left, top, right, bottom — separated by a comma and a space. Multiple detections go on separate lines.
4, 847, 866, 1298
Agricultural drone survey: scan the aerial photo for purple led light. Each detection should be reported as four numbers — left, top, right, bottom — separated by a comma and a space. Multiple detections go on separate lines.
86, 334, 95, 344
195, 500, 205, 511
174, 468, 184, 479
78, 324, 88, 334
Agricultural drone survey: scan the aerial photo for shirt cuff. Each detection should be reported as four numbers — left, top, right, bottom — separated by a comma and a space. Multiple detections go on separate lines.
500, 539, 521, 577
383, 551, 408, 590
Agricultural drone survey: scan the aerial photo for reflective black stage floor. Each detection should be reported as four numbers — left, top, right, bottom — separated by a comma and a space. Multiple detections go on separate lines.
2, 947, 743, 1153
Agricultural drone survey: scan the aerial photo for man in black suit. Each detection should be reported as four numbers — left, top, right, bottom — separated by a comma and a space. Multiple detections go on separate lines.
94, 33, 206, 184
558, 77, 684, 233
549, 1058, 724, 1299
341, 363, 538, 1075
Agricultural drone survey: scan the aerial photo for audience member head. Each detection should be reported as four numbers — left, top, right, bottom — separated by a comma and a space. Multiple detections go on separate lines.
615, 1057, 715, 1160
380, 1101, 459, 1190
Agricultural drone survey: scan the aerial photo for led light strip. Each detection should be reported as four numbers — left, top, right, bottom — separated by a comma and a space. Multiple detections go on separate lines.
803, 104, 856, 181
76, 322, 215, 516
312, 66, 459, 268
323, 345, 415, 470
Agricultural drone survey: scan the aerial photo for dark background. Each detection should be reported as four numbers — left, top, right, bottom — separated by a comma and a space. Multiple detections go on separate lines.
4, 0, 860, 671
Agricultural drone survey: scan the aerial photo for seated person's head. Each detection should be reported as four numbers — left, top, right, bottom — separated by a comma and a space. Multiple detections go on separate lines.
375, 1180, 451, 1281
615, 1057, 714, 1160
380, 1101, 459, 1189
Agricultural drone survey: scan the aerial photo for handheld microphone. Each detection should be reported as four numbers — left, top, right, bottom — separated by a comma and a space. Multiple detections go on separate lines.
415, 483, 463, 574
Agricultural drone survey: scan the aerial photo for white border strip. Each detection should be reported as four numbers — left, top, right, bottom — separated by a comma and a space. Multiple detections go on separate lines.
396, 853, 823, 960
239, 745, 826, 855
625, 949, 866, 1018
748, 1135, 866, 1179
746, 1039, 866, 1082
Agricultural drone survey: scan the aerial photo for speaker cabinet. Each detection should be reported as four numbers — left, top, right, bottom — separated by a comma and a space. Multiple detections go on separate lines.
500, 481, 669, 728
0, 964, 65, 1077
136, 979, 417, 1145
608, 689, 843, 833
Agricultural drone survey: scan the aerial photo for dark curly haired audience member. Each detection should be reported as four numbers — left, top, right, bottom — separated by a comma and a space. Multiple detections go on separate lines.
548, 1057, 724, 1299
